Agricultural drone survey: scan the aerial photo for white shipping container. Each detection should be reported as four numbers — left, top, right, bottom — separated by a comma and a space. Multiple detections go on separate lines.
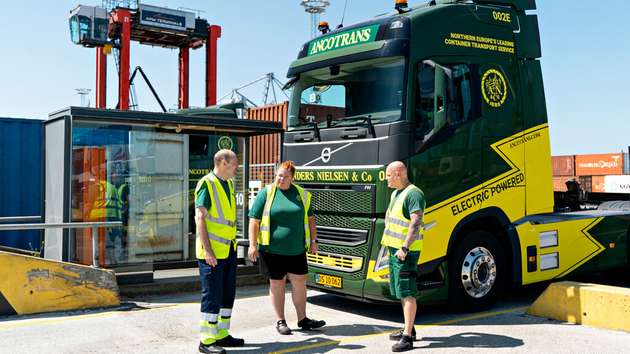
624, 152, 629, 175
603, 175, 630, 194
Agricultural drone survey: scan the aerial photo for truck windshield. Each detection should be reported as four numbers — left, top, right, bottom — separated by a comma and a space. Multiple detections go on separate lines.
288, 56, 405, 129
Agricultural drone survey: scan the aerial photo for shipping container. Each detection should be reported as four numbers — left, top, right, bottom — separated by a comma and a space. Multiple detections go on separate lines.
578, 175, 592, 192
247, 102, 287, 185
553, 176, 578, 192
624, 152, 629, 175
552, 155, 575, 176
575, 153, 624, 176
601, 175, 630, 194
592, 176, 605, 193
0, 117, 44, 253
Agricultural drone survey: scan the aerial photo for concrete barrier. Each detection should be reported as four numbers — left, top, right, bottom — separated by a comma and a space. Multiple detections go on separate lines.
0, 251, 120, 316
528, 281, 630, 332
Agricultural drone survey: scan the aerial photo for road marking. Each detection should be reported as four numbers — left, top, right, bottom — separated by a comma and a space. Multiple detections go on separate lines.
269, 306, 529, 354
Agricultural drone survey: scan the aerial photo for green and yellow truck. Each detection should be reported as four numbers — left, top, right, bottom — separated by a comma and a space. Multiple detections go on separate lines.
283, 0, 630, 308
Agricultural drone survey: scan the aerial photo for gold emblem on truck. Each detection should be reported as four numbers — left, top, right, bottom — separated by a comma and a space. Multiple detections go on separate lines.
481, 69, 507, 108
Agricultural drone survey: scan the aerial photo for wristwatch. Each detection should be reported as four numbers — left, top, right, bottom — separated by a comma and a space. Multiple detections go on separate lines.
401, 246, 409, 254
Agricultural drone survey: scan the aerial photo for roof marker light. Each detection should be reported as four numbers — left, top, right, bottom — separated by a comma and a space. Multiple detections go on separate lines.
318, 21, 330, 34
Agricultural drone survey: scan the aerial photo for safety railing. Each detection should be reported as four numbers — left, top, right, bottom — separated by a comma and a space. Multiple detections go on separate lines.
0, 217, 122, 268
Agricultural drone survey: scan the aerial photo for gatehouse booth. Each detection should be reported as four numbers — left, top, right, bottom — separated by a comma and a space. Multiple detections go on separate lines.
43, 107, 283, 280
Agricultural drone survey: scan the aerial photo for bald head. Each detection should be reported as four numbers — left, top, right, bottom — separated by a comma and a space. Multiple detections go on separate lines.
214, 149, 237, 166
213, 149, 238, 180
386, 161, 409, 190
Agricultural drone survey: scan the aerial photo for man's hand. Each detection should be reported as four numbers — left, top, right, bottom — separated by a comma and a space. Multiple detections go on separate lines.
395, 248, 407, 261
204, 249, 218, 267
309, 241, 318, 254
248, 246, 259, 263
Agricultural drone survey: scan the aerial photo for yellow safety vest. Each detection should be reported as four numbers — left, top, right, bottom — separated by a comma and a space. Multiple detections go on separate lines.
381, 184, 423, 251
89, 180, 122, 220
258, 183, 312, 251
194, 173, 237, 260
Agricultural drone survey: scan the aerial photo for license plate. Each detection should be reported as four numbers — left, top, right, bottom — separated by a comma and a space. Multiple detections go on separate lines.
315, 273, 342, 288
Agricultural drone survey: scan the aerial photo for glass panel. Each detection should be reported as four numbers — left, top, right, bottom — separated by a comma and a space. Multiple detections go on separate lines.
288, 56, 405, 129
71, 122, 247, 267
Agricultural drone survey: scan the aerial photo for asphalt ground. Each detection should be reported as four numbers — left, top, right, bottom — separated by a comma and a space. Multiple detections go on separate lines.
2, 275, 630, 354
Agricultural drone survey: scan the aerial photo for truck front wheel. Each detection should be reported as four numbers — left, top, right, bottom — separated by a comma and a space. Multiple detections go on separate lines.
448, 230, 506, 309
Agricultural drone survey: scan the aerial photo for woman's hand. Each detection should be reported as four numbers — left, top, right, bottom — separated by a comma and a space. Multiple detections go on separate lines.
248, 246, 259, 262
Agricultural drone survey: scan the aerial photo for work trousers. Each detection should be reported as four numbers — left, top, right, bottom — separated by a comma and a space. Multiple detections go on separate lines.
198, 246, 236, 344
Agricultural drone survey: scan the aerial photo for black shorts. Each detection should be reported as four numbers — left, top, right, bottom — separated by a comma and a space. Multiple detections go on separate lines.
260, 251, 308, 280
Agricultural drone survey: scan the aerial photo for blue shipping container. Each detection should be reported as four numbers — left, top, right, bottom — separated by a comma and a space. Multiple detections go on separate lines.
0, 117, 44, 253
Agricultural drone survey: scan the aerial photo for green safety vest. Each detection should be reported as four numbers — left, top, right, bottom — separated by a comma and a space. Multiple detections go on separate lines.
381, 184, 424, 251
194, 174, 237, 260
89, 180, 122, 220
258, 183, 312, 251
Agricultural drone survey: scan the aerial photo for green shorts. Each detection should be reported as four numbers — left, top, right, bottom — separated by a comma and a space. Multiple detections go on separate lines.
388, 247, 420, 300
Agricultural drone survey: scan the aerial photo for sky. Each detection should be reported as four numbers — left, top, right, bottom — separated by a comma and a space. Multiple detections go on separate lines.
0, 1, 628, 155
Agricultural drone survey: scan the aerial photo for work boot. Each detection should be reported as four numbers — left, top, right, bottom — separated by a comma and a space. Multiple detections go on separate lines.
276, 319, 292, 335
198, 342, 226, 354
389, 327, 417, 341
391, 334, 414, 352
215, 334, 245, 347
297, 317, 326, 330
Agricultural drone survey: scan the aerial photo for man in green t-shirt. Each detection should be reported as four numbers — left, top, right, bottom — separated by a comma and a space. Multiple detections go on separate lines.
382, 161, 426, 352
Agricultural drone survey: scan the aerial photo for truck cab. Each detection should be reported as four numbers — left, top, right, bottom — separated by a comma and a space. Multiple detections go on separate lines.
284, 0, 630, 308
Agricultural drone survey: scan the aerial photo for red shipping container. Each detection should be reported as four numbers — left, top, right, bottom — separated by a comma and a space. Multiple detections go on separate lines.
247, 102, 287, 166
551, 155, 575, 176
575, 153, 624, 176
553, 176, 577, 192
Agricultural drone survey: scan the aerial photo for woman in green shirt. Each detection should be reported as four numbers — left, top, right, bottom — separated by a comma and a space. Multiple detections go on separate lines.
247, 161, 325, 335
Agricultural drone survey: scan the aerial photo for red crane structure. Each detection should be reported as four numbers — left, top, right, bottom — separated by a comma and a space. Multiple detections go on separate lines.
70, 3, 221, 111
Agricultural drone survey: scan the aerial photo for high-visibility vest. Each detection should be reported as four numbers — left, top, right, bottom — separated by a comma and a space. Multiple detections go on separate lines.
89, 180, 122, 220
258, 183, 312, 251
381, 184, 423, 251
194, 173, 237, 260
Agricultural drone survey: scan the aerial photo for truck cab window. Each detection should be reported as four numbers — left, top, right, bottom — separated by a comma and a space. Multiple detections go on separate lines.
299, 85, 346, 125
415, 62, 480, 137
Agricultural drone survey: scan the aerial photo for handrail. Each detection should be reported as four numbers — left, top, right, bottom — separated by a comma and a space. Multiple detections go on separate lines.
0, 221, 122, 268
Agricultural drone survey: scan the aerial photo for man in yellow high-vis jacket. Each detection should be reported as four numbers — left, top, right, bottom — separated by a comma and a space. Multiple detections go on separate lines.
381, 161, 425, 353
194, 149, 244, 354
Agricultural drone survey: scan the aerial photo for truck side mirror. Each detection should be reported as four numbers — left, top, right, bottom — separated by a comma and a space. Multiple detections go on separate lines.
421, 61, 452, 143
433, 63, 450, 134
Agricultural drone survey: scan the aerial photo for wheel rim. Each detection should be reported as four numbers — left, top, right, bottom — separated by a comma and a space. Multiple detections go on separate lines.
460, 246, 496, 298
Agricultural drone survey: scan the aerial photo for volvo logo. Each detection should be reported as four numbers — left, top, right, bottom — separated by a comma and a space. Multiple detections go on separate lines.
321, 147, 332, 163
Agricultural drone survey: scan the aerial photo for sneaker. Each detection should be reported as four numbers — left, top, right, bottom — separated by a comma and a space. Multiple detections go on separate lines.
215, 334, 245, 347
198, 342, 226, 354
389, 327, 417, 341
276, 319, 292, 335
391, 334, 414, 352
297, 317, 326, 330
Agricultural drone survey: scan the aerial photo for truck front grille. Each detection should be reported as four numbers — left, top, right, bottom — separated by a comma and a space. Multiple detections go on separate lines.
317, 226, 367, 246
303, 184, 374, 214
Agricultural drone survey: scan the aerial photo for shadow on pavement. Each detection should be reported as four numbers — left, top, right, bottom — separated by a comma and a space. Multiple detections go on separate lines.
228, 339, 365, 354
228, 324, 397, 353
419, 332, 524, 349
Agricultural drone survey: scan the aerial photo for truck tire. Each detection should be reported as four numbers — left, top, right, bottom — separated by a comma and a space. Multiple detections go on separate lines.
448, 230, 506, 309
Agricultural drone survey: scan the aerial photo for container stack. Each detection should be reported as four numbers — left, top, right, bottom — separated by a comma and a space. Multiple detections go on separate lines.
552, 152, 629, 194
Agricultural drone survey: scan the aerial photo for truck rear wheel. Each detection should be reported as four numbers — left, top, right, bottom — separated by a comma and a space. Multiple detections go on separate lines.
448, 230, 506, 309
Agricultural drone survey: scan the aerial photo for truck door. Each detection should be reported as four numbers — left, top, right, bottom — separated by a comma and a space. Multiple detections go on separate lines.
479, 60, 526, 221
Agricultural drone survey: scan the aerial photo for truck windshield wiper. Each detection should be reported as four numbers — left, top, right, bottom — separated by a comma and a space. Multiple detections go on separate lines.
337, 115, 376, 138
